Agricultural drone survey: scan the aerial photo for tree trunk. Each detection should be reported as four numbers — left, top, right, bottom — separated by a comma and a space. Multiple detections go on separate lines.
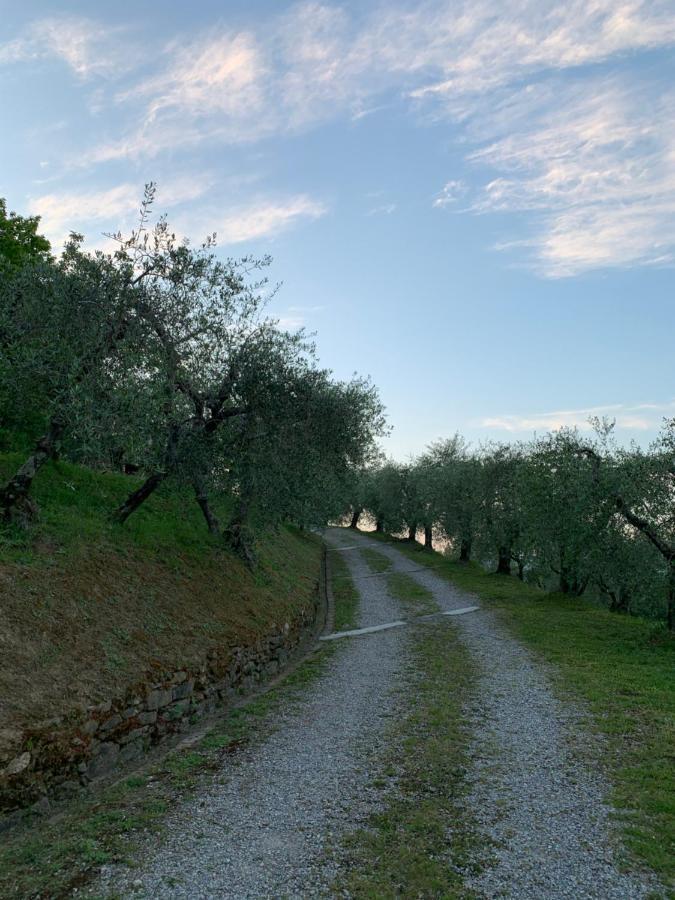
349, 508, 362, 529
516, 559, 525, 581
559, 567, 587, 596
608, 590, 630, 614
113, 472, 167, 524
113, 424, 179, 525
424, 525, 433, 550
459, 538, 471, 562
407, 524, 417, 542
193, 479, 220, 535
668, 562, 675, 632
496, 546, 511, 575
0, 418, 64, 524
224, 497, 256, 569
375, 518, 384, 533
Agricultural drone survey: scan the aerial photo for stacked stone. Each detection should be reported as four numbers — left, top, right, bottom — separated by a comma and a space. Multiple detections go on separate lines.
0, 602, 317, 824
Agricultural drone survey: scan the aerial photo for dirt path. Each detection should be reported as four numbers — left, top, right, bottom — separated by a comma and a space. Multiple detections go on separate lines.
95, 529, 656, 898
353, 531, 656, 900
95, 528, 412, 899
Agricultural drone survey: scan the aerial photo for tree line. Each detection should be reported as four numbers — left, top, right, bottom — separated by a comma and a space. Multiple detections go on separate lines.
0, 186, 385, 563
347, 424, 675, 630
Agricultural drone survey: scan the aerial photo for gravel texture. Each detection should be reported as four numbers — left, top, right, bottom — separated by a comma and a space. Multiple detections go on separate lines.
354, 532, 658, 900
95, 529, 658, 899
95, 528, 411, 899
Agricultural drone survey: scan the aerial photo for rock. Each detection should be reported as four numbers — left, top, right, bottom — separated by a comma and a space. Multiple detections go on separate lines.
172, 680, 194, 701
0, 727, 24, 765
81, 718, 99, 737
172, 671, 188, 684
164, 699, 190, 721
5, 751, 30, 776
86, 742, 119, 780
98, 713, 123, 735
119, 726, 150, 746
138, 710, 157, 726
146, 688, 173, 711
53, 780, 80, 801
31, 795, 51, 815
119, 741, 144, 764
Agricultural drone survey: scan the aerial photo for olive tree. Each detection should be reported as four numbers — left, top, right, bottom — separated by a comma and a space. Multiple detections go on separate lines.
581, 420, 675, 629
477, 442, 529, 576
0, 236, 146, 522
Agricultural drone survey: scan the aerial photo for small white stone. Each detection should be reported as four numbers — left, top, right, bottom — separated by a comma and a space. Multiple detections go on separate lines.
5, 751, 30, 775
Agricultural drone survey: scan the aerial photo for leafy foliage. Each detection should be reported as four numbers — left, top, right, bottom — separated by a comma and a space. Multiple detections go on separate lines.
347, 421, 675, 627
0, 187, 385, 558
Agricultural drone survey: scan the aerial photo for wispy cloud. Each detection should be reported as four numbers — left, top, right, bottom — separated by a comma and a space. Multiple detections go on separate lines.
214, 195, 327, 244
479, 400, 675, 434
10, 2, 675, 277
467, 78, 675, 275
367, 202, 396, 216
399, 1, 675, 100
28, 178, 211, 249
0, 16, 134, 78
277, 305, 323, 330
433, 180, 466, 208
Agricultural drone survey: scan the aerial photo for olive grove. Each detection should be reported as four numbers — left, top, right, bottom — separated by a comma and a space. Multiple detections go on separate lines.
348, 422, 675, 629
0, 187, 385, 561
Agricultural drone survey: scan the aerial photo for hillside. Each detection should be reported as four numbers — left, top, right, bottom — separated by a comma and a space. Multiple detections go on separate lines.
0, 452, 322, 746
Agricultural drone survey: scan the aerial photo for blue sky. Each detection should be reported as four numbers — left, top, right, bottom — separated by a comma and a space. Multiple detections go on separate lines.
2, 0, 674, 457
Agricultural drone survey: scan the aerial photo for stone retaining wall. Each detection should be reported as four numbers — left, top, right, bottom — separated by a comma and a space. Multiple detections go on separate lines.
0, 588, 321, 821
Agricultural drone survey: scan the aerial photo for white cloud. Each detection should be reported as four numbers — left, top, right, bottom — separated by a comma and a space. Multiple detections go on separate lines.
28, 178, 211, 249
0, 17, 133, 78
120, 32, 266, 123
395, 0, 675, 100
214, 196, 327, 244
367, 203, 397, 216
11, 3, 675, 278
479, 401, 675, 434
433, 180, 466, 208
468, 78, 675, 275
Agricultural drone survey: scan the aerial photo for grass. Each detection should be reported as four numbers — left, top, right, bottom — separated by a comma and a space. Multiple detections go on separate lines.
0, 451, 326, 893
334, 560, 482, 898
0, 526, 358, 898
360, 545, 391, 574
366, 530, 675, 890
0, 453, 323, 732
328, 548, 361, 632
387, 570, 438, 616
361, 544, 437, 616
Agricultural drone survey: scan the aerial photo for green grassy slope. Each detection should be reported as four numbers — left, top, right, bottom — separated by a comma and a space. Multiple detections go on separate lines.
0, 454, 323, 733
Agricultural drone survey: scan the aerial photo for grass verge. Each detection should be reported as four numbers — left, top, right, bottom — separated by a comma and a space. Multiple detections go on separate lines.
334, 567, 482, 898
366, 529, 675, 890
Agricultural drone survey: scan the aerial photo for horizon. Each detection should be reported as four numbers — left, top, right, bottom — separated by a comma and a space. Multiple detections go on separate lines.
2, 0, 674, 457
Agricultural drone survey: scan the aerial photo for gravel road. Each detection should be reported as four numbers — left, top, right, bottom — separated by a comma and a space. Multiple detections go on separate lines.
96, 528, 411, 899
354, 532, 657, 900
96, 529, 657, 899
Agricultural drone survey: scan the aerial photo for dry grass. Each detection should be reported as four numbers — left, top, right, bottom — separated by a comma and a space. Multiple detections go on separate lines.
0, 454, 322, 732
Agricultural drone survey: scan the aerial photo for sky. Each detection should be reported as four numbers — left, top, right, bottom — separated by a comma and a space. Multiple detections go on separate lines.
1, 0, 674, 458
